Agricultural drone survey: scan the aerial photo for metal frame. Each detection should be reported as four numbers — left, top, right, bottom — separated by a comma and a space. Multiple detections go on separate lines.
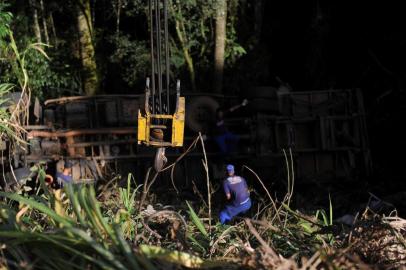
138, 80, 185, 147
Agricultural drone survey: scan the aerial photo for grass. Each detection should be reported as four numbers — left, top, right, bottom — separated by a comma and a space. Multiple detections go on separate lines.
1, 144, 405, 269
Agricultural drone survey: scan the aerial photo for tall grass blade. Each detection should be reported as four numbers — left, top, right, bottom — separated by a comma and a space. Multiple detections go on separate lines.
0, 191, 74, 227
65, 184, 87, 226
186, 201, 208, 237
329, 193, 333, 226
87, 185, 117, 244
114, 226, 141, 270
77, 185, 105, 240
67, 227, 127, 270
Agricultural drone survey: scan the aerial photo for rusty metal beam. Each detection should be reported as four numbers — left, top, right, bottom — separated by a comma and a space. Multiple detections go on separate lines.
44, 95, 144, 105
70, 139, 137, 147
23, 125, 52, 130
27, 127, 136, 138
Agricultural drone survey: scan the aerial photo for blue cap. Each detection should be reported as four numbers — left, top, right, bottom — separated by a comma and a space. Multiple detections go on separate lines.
64, 160, 73, 168
226, 164, 234, 172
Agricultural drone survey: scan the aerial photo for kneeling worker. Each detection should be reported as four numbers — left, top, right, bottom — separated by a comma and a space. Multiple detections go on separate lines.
219, 164, 251, 224
56, 160, 73, 187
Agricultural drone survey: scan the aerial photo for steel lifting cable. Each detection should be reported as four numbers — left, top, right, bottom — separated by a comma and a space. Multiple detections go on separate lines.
164, 0, 170, 114
155, 0, 162, 114
149, 0, 171, 116
149, 0, 155, 114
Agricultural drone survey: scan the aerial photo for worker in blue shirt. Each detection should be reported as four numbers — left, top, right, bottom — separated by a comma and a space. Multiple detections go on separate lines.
56, 160, 73, 187
219, 164, 251, 224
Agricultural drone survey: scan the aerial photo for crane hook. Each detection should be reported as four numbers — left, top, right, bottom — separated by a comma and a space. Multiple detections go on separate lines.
154, 147, 167, 172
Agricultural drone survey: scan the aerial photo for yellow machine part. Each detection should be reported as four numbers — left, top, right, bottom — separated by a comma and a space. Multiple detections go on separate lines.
137, 110, 147, 142
171, 97, 185, 147
137, 96, 185, 147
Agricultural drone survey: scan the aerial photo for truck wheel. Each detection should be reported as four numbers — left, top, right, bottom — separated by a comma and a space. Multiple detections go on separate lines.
186, 96, 219, 133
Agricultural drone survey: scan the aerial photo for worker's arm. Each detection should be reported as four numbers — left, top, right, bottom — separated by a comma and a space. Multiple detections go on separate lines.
223, 180, 231, 200
228, 99, 248, 112
243, 178, 250, 195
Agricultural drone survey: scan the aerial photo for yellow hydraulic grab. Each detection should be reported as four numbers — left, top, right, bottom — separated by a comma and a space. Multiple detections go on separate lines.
137, 80, 185, 147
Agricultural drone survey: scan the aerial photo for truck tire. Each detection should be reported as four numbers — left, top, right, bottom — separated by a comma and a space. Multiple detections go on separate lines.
186, 96, 219, 133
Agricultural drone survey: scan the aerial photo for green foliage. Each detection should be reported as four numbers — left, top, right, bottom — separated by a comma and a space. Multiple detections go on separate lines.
114, 0, 147, 17
0, 3, 12, 43
117, 174, 143, 239
119, 173, 141, 215
315, 195, 333, 227
169, 0, 246, 77
224, 23, 247, 66
24, 46, 81, 98
106, 0, 248, 91
0, 83, 13, 133
0, 191, 75, 227
185, 201, 211, 255
314, 194, 334, 244
0, 183, 146, 269
186, 201, 208, 237
109, 34, 150, 87
170, 0, 215, 70
0, 40, 51, 98
0, 6, 22, 143
1, 7, 80, 99
0, 170, 229, 269
280, 196, 335, 253
0, 164, 392, 269
225, 0, 247, 65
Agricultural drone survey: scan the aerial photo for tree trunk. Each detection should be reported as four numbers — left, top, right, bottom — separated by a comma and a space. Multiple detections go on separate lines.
174, 18, 196, 91
76, 0, 99, 96
214, 0, 227, 93
49, 12, 57, 45
114, 0, 122, 37
29, 0, 42, 43
171, 0, 196, 91
254, 0, 264, 44
39, 0, 50, 44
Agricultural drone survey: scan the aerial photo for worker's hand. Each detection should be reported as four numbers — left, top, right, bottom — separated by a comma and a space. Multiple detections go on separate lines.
241, 99, 248, 106
201, 134, 208, 141
226, 193, 231, 200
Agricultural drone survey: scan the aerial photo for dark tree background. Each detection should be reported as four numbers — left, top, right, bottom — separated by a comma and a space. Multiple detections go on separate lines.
1, 0, 406, 197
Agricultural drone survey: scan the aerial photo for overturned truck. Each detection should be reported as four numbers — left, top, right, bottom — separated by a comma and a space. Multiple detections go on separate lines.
1, 87, 372, 189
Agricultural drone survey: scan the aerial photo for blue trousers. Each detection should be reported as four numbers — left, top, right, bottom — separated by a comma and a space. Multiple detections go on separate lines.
219, 199, 251, 224
214, 132, 238, 154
